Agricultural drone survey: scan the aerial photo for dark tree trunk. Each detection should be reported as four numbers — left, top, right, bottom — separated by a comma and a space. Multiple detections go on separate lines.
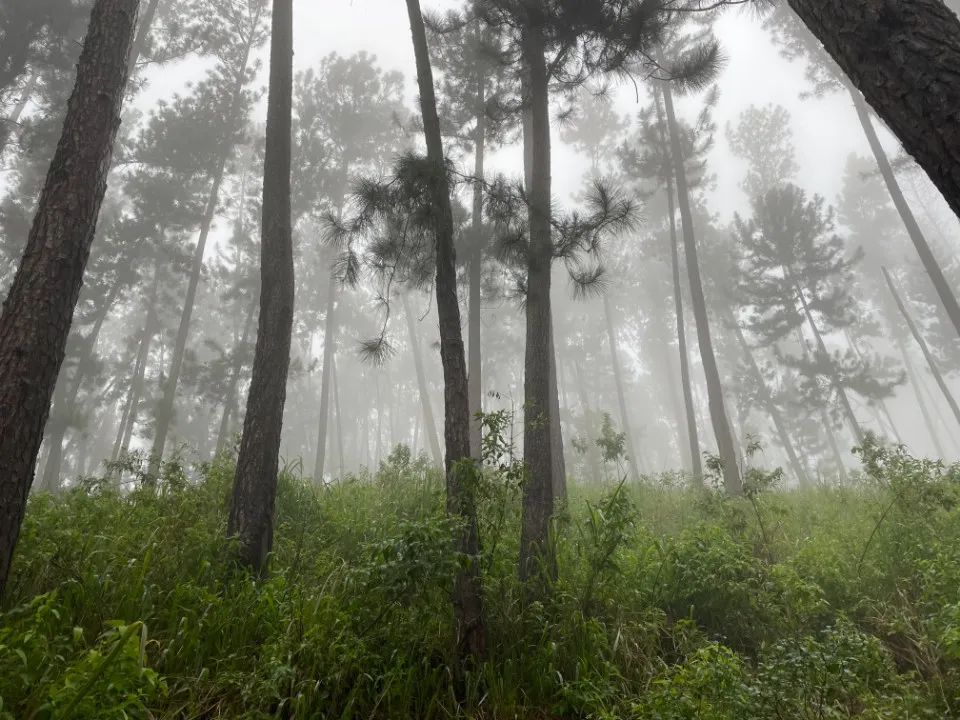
150, 32, 256, 472
405, 0, 486, 661
226, 0, 294, 574
850, 88, 960, 340
883, 266, 960, 433
0, 0, 138, 599
603, 295, 641, 481
519, 22, 556, 583
216, 295, 257, 454
784, 0, 960, 221
660, 78, 740, 494
402, 293, 443, 466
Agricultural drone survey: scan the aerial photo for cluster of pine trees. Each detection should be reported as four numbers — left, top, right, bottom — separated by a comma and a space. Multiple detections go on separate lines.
0, 0, 959, 666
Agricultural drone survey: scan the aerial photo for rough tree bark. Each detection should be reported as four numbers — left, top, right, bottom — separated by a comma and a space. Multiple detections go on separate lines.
660, 78, 740, 494
519, 19, 557, 583
405, 0, 486, 661
227, 0, 295, 574
784, 0, 960, 221
0, 0, 139, 599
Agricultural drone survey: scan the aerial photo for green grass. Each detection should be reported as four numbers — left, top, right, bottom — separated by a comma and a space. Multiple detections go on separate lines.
3, 439, 960, 718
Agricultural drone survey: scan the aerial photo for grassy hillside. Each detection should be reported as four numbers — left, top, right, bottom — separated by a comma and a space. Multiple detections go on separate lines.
3, 439, 960, 718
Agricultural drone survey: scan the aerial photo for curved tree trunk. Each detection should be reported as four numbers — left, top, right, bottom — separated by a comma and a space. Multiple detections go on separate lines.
227, 0, 295, 574
402, 292, 443, 466
851, 89, 960, 340
405, 0, 486, 661
150, 32, 257, 473
784, 0, 960, 221
660, 78, 740, 494
0, 0, 138, 599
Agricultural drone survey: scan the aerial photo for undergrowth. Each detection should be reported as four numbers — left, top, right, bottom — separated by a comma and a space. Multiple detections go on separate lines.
3, 435, 960, 718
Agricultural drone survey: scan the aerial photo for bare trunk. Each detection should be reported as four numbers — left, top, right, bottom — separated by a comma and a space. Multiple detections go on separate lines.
896, 334, 947, 458
843, 328, 904, 445
0, 0, 138, 598
519, 23, 556, 582
332, 352, 345, 478
0, 68, 40, 156
402, 293, 443, 466
227, 0, 294, 574
468, 61, 486, 460
548, 314, 567, 497
571, 357, 603, 482
851, 89, 960, 340
150, 34, 255, 472
405, 0, 487, 661
660, 78, 739, 494
313, 278, 337, 480
603, 295, 641, 481
883, 266, 960, 433
216, 295, 257, 454
784, 0, 960, 221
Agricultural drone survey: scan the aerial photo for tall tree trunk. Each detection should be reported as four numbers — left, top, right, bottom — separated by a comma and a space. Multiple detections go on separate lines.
571, 357, 603, 482
127, 0, 161, 73
227, 0, 294, 574
823, 410, 850, 484
468, 58, 486, 460
548, 314, 567, 497
112, 322, 150, 462
0, 0, 138, 599
883, 267, 960, 432
603, 295, 641, 481
519, 22, 557, 582
897, 334, 947, 458
784, 0, 960, 220
795, 286, 866, 444
660, 78, 740, 494
313, 277, 337, 480
406, 0, 486, 660
0, 68, 40, 156
150, 33, 256, 472
40, 278, 125, 491
332, 352, 345, 478
402, 293, 443, 466
843, 328, 904, 445
851, 89, 960, 340
732, 322, 811, 486
216, 294, 257, 454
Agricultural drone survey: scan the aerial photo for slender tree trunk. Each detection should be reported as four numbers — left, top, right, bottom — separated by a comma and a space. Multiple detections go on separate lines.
402, 293, 443, 465
843, 328, 904, 445
823, 410, 850, 484
313, 277, 337, 480
897, 335, 947, 458
784, 0, 960, 221
883, 266, 960, 433
406, 0, 486, 660
571, 358, 603, 482
732, 322, 810, 486
332, 352, 345, 478
227, 0, 294, 574
112, 323, 150, 462
851, 89, 960, 340
548, 314, 567, 497
660, 78, 739, 494
0, 0, 138, 599
150, 35, 256, 473
0, 68, 40, 156
216, 295, 257, 454
468, 59, 486, 460
127, 0, 161, 73
603, 295, 641, 481
795, 286, 866, 444
519, 22, 557, 581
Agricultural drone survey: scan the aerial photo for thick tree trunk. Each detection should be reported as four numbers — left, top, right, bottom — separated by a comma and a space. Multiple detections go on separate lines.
405, 0, 486, 661
150, 37, 255, 473
603, 295, 641, 481
851, 89, 960, 340
402, 293, 443, 466
313, 277, 337, 480
0, 0, 138, 599
883, 266, 960, 433
784, 0, 960, 221
732, 322, 811, 486
660, 79, 740, 494
227, 0, 294, 574
795, 286, 866, 444
215, 295, 257, 453
519, 23, 557, 582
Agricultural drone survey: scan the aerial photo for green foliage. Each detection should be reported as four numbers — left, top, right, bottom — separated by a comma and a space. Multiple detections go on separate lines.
3, 442, 958, 718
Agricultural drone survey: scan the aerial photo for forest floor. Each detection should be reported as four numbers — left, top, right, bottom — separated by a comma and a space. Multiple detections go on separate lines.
3, 441, 960, 718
